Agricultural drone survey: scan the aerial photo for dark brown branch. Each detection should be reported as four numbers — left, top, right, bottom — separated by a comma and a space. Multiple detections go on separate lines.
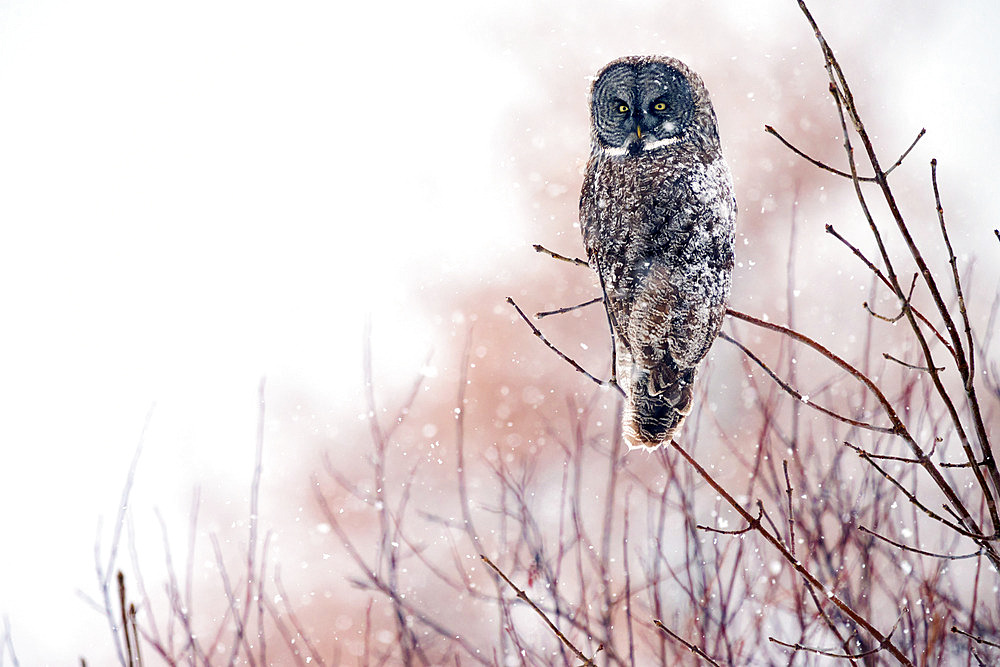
798, 0, 1000, 539
718, 329, 894, 434
769, 636, 883, 660
864, 273, 918, 323
941, 458, 988, 469
882, 353, 945, 373
507, 296, 624, 396
726, 309, 894, 428
825, 223, 888, 283
843, 442, 989, 539
765, 124, 876, 181
480, 554, 600, 666
849, 438, 937, 465
666, 436, 910, 664
535, 296, 603, 319
697, 503, 762, 535
825, 224, 954, 356
888, 128, 928, 174
857, 525, 981, 561
763, 126, 924, 182
952, 627, 1000, 650
652, 620, 723, 666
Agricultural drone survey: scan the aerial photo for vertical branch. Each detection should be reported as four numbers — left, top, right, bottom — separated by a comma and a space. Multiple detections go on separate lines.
361, 320, 413, 665
2, 616, 21, 667
622, 492, 636, 667
797, 0, 1000, 538
95, 407, 154, 667
931, 159, 1000, 499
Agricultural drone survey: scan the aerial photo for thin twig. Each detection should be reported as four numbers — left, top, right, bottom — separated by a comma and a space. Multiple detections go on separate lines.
697, 503, 762, 535
850, 438, 937, 465
652, 620, 723, 666
765, 125, 876, 182
667, 436, 910, 664
864, 272, 918, 323
535, 296, 603, 319
508, 296, 624, 396
952, 627, 1000, 650
932, 158, 976, 386
718, 330, 893, 433
888, 128, 928, 174
769, 636, 882, 660
533, 244, 589, 266
764, 125, 924, 182
857, 525, 981, 561
882, 353, 945, 373
480, 555, 600, 666
783, 461, 796, 556
825, 224, 954, 355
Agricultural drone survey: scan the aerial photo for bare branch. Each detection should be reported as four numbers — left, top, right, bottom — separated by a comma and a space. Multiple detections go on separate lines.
857, 525, 982, 561
535, 296, 603, 319
652, 619, 723, 666
764, 125, 924, 181
952, 626, 1000, 650
864, 272, 918, 323
718, 330, 894, 434
507, 296, 624, 396
825, 224, 955, 355
533, 243, 589, 267
480, 554, 600, 666
882, 352, 945, 373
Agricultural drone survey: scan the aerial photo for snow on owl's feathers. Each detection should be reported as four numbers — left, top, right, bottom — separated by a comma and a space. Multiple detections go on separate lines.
580, 55, 736, 448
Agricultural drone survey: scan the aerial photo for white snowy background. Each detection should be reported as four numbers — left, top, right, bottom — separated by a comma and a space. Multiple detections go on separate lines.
0, 0, 998, 662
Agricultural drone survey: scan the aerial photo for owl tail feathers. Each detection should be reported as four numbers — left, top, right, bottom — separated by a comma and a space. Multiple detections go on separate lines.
623, 366, 695, 449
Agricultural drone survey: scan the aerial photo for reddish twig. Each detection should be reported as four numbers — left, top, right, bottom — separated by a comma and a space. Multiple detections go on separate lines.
480, 554, 601, 666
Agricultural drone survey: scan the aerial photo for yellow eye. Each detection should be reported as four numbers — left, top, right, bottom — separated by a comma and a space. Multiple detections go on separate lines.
617, 103, 629, 113
654, 102, 667, 111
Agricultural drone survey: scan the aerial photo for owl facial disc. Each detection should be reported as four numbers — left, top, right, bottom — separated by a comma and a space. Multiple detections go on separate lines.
591, 59, 695, 155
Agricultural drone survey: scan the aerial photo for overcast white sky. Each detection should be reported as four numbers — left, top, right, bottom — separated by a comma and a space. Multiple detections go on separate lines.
1, 0, 998, 662
0, 0, 518, 658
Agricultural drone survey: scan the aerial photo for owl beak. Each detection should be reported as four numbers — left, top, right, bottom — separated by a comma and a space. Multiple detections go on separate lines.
636, 126, 642, 139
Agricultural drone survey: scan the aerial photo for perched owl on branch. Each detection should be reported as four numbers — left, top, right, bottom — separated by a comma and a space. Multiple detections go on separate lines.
580, 55, 736, 448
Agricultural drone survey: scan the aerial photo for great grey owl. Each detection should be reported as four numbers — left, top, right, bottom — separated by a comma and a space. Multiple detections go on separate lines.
580, 55, 736, 448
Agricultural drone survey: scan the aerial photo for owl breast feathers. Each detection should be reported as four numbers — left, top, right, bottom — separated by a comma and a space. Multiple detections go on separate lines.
580, 55, 736, 448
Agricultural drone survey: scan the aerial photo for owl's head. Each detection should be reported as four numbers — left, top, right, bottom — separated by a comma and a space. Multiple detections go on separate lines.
589, 55, 719, 157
